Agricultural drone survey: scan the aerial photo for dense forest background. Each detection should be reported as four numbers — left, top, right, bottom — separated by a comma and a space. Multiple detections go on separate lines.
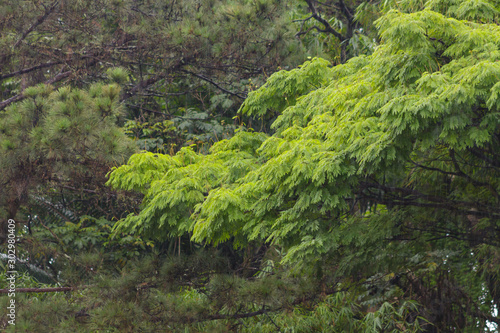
1, 0, 499, 331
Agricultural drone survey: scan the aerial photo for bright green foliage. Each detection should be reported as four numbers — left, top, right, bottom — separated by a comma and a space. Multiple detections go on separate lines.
108, 1, 500, 329
108, 130, 268, 242
240, 58, 334, 117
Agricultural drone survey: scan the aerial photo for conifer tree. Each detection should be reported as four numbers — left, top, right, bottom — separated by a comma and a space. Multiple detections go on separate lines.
0, 73, 135, 242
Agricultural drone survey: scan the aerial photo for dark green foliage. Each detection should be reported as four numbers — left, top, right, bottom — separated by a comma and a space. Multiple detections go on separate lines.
0, 252, 425, 332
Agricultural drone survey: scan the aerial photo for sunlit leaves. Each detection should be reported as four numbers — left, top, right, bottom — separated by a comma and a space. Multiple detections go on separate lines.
109, 2, 500, 269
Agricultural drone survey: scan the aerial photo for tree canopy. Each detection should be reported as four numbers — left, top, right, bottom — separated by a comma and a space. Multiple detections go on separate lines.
107, 1, 500, 330
1, 0, 500, 331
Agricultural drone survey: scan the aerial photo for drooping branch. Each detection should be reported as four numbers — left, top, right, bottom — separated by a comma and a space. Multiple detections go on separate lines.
468, 147, 500, 168
409, 158, 460, 176
449, 149, 499, 200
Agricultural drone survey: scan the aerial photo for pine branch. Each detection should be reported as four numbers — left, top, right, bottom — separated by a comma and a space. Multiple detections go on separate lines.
0, 61, 62, 80
14, 1, 59, 48
0, 70, 71, 111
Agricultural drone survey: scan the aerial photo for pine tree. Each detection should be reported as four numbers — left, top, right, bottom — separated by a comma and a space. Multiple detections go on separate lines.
0, 74, 135, 242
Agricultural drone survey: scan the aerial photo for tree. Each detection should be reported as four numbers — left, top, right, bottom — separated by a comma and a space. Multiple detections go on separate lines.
0, 0, 381, 145
107, 1, 500, 330
0, 69, 135, 243
0, 0, 307, 111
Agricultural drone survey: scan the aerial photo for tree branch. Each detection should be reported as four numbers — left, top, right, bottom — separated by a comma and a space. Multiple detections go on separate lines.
409, 158, 460, 176
127, 75, 165, 96
0, 61, 62, 80
205, 307, 269, 321
14, 1, 59, 48
0, 287, 75, 294
358, 182, 500, 218
468, 147, 500, 168
337, 0, 353, 22
124, 103, 169, 116
0, 70, 71, 111
449, 149, 499, 200
299, 0, 345, 41
181, 69, 246, 99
